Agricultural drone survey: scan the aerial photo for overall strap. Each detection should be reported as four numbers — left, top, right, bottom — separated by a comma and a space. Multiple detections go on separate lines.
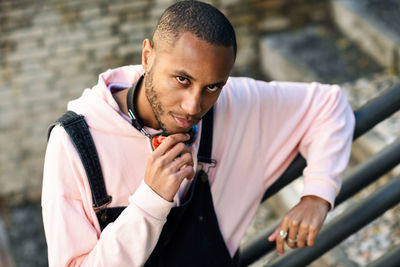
198, 107, 214, 164
47, 111, 112, 212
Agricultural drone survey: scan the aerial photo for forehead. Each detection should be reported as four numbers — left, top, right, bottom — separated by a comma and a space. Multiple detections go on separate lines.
155, 32, 235, 82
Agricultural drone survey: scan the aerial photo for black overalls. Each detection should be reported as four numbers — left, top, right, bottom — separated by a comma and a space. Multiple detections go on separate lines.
48, 109, 239, 267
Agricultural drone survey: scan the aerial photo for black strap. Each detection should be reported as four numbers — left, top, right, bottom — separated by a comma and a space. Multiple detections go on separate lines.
47, 111, 112, 211
198, 107, 214, 163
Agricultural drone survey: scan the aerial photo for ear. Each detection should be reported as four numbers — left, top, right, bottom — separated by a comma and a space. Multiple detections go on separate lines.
142, 38, 154, 73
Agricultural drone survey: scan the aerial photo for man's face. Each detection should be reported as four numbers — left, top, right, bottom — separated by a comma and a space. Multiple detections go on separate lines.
143, 32, 235, 134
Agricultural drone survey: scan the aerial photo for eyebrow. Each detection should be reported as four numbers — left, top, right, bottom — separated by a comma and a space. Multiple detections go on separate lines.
174, 69, 226, 86
175, 70, 196, 81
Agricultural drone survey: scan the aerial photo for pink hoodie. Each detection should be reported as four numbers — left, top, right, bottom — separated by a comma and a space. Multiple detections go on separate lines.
42, 65, 355, 266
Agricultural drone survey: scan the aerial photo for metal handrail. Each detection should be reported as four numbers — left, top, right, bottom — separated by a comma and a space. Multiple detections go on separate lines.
335, 137, 400, 206
367, 244, 400, 267
239, 84, 400, 266
239, 138, 400, 266
265, 174, 400, 267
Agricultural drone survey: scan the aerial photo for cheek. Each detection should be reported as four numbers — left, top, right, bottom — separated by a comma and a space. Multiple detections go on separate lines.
201, 92, 220, 111
152, 76, 173, 97
156, 73, 179, 93
156, 80, 182, 108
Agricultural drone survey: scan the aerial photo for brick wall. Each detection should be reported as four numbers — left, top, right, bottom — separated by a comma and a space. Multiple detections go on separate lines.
0, 0, 329, 202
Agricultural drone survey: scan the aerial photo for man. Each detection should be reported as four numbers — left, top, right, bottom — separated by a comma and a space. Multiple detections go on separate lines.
42, 1, 355, 266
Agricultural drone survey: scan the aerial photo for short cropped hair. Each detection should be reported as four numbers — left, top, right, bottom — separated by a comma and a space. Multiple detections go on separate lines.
153, 0, 237, 59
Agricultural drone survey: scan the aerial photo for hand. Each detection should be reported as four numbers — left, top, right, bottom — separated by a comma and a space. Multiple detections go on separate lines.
268, 195, 330, 256
144, 133, 195, 202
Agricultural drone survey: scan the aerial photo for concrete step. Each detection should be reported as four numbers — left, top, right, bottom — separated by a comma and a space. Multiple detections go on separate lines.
331, 0, 400, 71
260, 26, 383, 83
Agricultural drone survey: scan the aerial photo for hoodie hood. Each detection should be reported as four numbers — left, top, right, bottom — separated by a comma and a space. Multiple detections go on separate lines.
67, 65, 145, 137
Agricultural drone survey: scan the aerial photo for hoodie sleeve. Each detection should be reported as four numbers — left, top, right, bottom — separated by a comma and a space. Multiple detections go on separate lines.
42, 126, 174, 267
258, 81, 355, 208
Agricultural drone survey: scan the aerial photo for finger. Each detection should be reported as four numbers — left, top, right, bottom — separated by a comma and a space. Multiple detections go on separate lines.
307, 226, 319, 247
175, 164, 195, 181
164, 142, 192, 163
297, 223, 308, 248
154, 134, 190, 156
286, 220, 299, 249
268, 227, 279, 242
276, 217, 289, 256
169, 152, 194, 172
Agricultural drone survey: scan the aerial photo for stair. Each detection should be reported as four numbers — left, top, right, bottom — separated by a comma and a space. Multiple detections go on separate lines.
260, 25, 383, 83
331, 0, 400, 72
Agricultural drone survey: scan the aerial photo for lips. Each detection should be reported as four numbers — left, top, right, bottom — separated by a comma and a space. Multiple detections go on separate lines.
173, 115, 194, 129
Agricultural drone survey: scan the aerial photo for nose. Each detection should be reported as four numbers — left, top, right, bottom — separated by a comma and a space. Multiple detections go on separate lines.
181, 87, 202, 116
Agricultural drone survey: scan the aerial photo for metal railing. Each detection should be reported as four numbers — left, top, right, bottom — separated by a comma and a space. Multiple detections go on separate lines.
367, 244, 400, 267
267, 173, 400, 267
239, 84, 400, 266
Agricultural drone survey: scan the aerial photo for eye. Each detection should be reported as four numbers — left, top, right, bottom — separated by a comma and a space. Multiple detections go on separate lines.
176, 76, 190, 86
207, 84, 221, 92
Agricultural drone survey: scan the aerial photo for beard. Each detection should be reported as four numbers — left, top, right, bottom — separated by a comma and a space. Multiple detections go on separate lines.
144, 68, 170, 134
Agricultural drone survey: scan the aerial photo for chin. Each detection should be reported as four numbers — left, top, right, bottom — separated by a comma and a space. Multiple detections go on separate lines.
163, 124, 192, 135
161, 118, 193, 134
164, 128, 190, 135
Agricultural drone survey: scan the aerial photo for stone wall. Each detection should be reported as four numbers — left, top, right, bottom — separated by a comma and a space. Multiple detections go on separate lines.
0, 0, 329, 202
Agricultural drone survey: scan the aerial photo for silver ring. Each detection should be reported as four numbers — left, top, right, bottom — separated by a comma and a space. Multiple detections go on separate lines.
287, 237, 297, 243
279, 230, 288, 239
